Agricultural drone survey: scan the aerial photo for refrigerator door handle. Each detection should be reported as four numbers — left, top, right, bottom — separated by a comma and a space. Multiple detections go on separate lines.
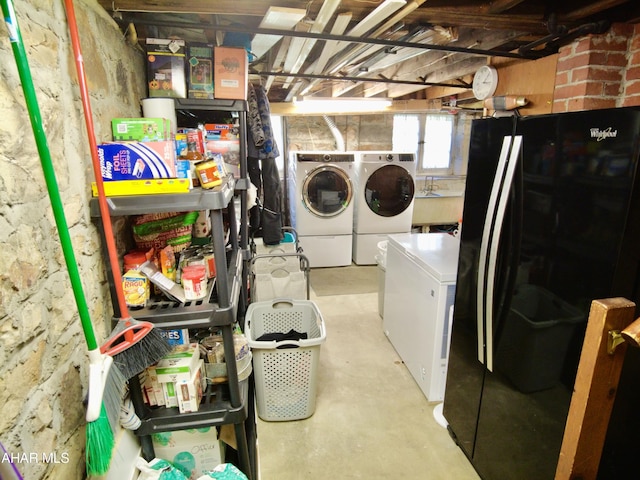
477, 136, 514, 366
485, 135, 522, 372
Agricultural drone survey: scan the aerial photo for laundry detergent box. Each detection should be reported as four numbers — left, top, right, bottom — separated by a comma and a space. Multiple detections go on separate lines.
152, 427, 224, 478
98, 141, 177, 180
187, 43, 214, 99
155, 343, 201, 384
111, 117, 172, 142
146, 38, 186, 98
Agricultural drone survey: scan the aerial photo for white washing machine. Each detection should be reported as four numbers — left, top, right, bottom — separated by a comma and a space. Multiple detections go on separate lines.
288, 151, 356, 267
352, 152, 416, 265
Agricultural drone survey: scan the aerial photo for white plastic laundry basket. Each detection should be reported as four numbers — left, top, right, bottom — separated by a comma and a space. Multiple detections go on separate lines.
246, 299, 326, 421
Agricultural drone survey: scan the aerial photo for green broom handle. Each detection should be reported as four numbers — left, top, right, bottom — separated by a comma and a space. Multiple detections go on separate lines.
2, 0, 98, 351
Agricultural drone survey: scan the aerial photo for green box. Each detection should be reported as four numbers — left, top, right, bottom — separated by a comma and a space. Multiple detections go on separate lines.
188, 43, 214, 99
111, 117, 171, 142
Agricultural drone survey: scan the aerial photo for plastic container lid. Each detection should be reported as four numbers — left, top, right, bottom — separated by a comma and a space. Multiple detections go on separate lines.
124, 251, 148, 271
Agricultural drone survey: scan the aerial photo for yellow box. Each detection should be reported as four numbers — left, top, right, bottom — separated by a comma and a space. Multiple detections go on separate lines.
214, 46, 248, 100
91, 179, 191, 197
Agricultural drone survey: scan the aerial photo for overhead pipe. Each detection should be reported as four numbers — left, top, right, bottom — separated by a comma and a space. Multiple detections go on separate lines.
518, 13, 610, 56
126, 17, 535, 60
544, 19, 610, 52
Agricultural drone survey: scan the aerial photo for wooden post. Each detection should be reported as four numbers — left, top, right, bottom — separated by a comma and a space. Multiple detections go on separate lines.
555, 297, 636, 480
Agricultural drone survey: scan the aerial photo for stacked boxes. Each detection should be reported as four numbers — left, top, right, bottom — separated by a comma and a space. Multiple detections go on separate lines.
144, 343, 206, 413
204, 124, 240, 177
144, 41, 248, 101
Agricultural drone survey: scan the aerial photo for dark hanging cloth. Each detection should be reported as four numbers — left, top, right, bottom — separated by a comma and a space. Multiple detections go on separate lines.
247, 83, 283, 245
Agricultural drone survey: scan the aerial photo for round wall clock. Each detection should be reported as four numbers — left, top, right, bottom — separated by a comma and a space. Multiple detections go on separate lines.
472, 65, 499, 100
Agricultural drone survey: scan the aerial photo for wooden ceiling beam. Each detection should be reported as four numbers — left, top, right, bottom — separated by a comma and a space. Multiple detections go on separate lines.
562, 0, 629, 22
481, 0, 527, 15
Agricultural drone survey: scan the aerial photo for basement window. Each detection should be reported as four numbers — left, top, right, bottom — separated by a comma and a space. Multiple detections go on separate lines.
393, 113, 454, 174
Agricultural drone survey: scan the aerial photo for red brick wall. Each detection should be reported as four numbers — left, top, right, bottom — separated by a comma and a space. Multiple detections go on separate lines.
553, 23, 640, 112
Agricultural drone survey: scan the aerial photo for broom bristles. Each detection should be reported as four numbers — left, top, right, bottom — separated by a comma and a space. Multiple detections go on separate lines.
86, 403, 114, 477
103, 363, 127, 434
112, 327, 173, 380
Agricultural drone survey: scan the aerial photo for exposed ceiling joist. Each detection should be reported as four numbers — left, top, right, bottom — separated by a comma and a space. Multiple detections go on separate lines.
99, 0, 639, 103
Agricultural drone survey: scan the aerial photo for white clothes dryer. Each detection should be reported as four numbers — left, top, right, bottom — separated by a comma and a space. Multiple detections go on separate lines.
288, 151, 356, 267
352, 152, 416, 265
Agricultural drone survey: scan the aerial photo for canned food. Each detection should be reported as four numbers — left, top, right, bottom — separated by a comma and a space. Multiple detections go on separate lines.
182, 264, 207, 300
202, 249, 216, 279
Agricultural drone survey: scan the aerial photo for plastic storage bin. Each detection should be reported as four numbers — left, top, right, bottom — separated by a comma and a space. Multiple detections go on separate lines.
495, 284, 584, 393
245, 299, 326, 421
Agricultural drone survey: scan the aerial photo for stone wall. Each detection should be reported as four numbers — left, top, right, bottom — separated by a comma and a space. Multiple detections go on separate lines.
286, 114, 394, 151
0, 0, 145, 478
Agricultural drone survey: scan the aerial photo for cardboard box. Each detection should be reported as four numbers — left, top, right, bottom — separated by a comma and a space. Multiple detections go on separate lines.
140, 366, 166, 407
177, 359, 205, 413
187, 43, 214, 99
151, 427, 224, 478
213, 46, 248, 100
91, 178, 191, 196
111, 117, 171, 142
139, 370, 156, 406
163, 381, 178, 408
159, 328, 190, 347
204, 124, 240, 141
155, 343, 201, 384
98, 141, 177, 180
146, 38, 186, 98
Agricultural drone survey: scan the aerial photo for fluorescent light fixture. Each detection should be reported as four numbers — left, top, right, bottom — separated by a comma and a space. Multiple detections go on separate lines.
293, 96, 392, 113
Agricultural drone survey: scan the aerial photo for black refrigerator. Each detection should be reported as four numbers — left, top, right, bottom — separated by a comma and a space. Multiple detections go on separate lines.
443, 107, 640, 480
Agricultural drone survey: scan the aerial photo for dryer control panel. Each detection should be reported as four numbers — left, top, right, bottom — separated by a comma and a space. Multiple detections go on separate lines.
296, 153, 355, 163
359, 152, 414, 162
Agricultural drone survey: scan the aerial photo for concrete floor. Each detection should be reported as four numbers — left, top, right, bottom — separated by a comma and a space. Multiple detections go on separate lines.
255, 288, 481, 479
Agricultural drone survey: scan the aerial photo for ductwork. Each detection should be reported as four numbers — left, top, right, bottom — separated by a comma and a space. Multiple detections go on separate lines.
323, 115, 345, 151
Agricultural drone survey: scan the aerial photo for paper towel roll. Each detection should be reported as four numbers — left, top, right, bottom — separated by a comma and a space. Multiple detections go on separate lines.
141, 98, 177, 136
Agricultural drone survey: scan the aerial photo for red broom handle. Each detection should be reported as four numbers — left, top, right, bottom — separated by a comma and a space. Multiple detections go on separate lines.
64, 0, 130, 319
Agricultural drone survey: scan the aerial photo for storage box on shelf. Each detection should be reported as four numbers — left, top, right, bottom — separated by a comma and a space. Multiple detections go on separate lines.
89, 99, 254, 478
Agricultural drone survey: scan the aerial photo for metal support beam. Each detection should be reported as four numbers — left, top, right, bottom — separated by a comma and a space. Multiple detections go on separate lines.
251, 69, 469, 89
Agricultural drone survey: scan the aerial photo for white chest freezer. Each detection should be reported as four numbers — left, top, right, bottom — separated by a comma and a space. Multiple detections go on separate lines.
383, 233, 460, 402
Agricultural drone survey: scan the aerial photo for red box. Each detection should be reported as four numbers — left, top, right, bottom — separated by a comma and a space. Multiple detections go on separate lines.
214, 47, 248, 100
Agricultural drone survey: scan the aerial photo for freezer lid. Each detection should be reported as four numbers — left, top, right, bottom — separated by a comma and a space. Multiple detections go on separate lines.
387, 233, 460, 283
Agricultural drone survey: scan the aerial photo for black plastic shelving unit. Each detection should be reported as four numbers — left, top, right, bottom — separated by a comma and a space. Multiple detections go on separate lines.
90, 99, 254, 479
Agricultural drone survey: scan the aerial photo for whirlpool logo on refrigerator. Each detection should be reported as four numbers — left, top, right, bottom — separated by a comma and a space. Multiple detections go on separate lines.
590, 127, 618, 141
